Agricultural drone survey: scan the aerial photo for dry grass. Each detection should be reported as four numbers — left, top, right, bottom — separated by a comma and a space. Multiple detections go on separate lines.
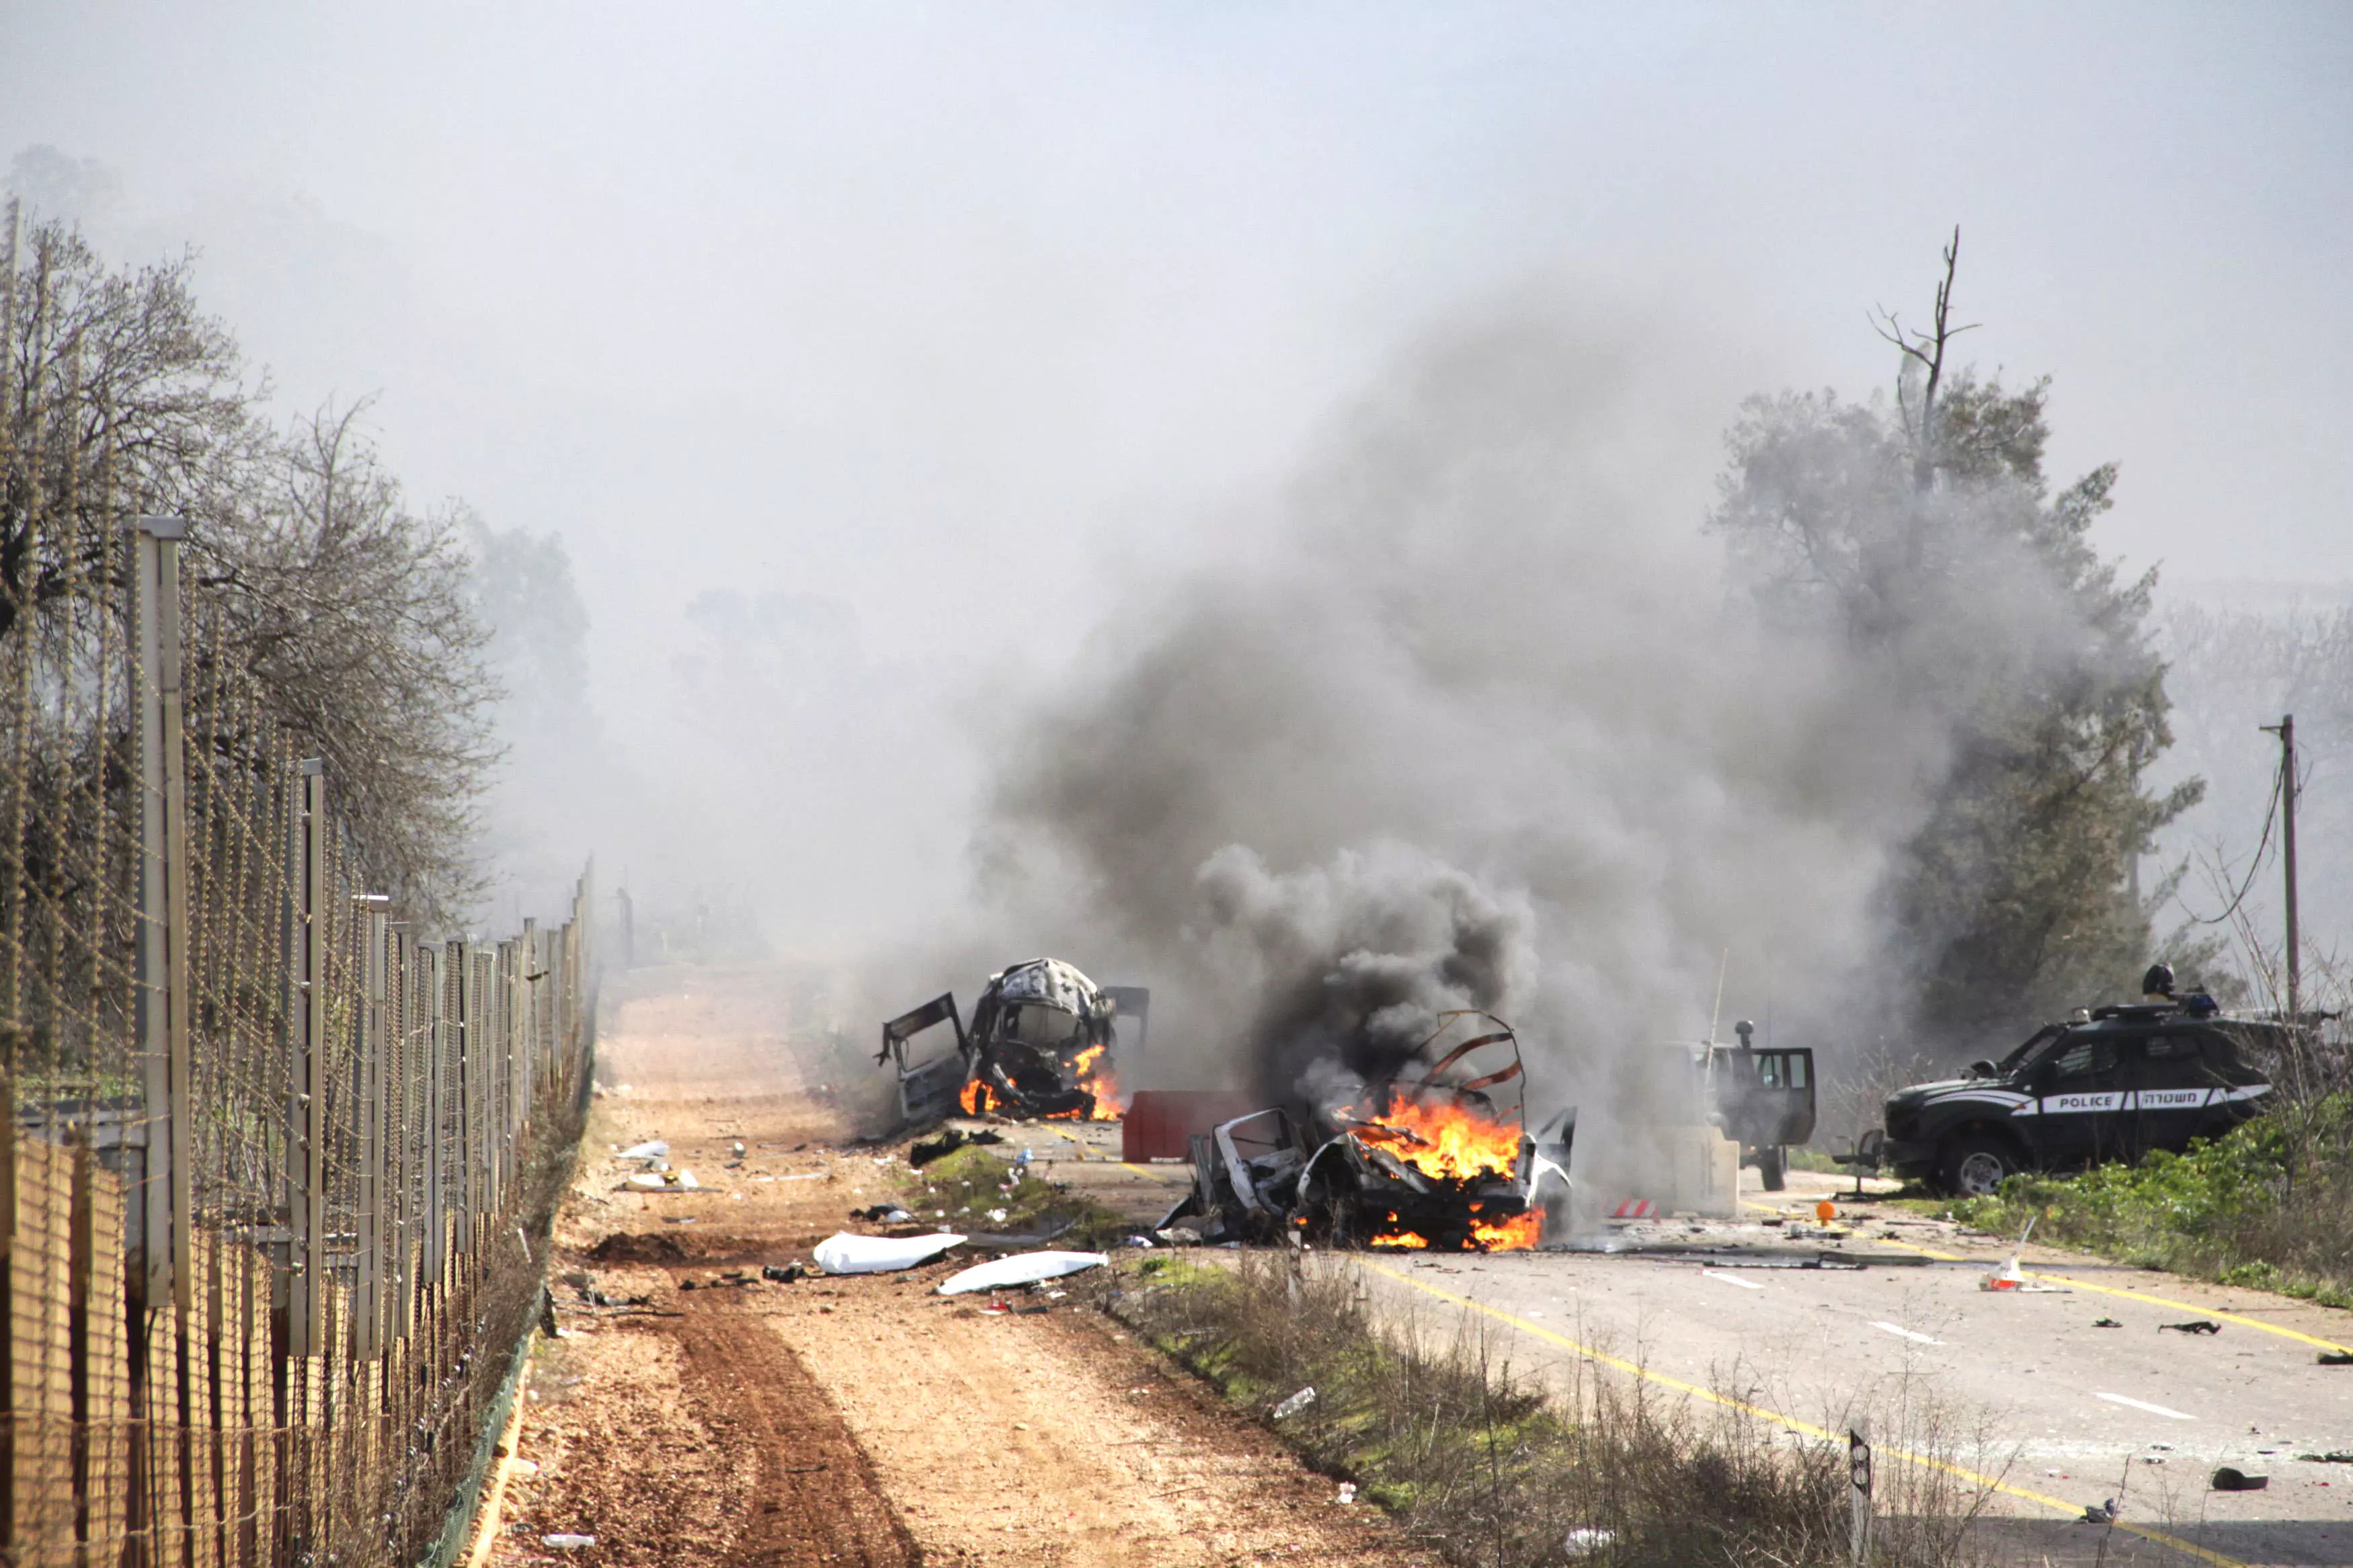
1110, 1249, 2019, 1568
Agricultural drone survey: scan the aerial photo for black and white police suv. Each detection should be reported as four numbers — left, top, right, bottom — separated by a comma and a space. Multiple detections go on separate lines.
1878, 991, 2280, 1198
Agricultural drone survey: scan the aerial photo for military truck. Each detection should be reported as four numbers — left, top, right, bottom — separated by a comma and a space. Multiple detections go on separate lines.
1657, 1022, 1817, 1191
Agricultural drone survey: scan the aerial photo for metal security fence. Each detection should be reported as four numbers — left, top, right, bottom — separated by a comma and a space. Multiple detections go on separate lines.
0, 509, 594, 1568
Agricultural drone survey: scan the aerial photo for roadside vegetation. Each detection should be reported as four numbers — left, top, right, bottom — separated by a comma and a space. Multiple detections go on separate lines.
1949, 1087, 2353, 1311
899, 1139, 1135, 1249
1112, 1249, 2009, 1568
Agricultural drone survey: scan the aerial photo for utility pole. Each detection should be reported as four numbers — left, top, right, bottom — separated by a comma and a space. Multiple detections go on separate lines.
2260, 715, 2300, 1017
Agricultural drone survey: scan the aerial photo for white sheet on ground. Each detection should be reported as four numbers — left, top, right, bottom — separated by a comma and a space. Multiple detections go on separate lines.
813, 1231, 965, 1274
935, 1251, 1109, 1295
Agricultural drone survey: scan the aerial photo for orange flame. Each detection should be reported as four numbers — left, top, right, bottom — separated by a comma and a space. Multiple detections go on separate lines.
1344, 1094, 1521, 1182
1470, 1212, 1541, 1251
1070, 1042, 1124, 1121
1369, 1231, 1430, 1249
959, 1077, 1001, 1115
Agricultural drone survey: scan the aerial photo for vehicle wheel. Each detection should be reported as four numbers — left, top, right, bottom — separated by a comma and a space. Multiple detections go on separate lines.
1757, 1145, 1787, 1192
1938, 1132, 2020, 1198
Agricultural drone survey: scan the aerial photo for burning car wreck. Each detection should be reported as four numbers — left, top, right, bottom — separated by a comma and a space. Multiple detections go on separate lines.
877, 958, 1149, 1125
1158, 1012, 1575, 1251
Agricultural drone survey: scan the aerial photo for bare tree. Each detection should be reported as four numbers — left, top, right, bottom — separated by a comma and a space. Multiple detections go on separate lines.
3, 208, 501, 926
1871, 224, 1978, 489
192, 402, 501, 923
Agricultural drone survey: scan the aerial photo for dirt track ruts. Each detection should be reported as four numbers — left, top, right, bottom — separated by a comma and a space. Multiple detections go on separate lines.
475, 963, 1437, 1568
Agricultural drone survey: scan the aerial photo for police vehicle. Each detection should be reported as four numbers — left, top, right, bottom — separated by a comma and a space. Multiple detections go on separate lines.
1879, 973, 2279, 1197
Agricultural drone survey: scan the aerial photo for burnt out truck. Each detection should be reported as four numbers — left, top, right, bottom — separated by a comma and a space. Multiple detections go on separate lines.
1158, 1012, 1577, 1251
877, 958, 1149, 1125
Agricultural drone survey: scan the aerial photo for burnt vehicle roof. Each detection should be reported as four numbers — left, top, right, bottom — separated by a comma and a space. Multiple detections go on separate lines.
979, 957, 1109, 1018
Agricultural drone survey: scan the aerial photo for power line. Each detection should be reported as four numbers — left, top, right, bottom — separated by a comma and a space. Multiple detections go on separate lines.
2176, 755, 2285, 927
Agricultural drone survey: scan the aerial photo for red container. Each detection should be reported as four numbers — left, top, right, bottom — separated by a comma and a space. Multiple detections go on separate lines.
1119, 1090, 1263, 1163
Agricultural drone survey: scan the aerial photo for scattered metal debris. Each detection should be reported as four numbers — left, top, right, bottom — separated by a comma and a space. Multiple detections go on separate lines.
2211, 1467, 2268, 1492
1271, 1387, 1316, 1419
909, 1126, 1004, 1167
936, 1251, 1109, 1296
811, 1231, 964, 1274
2159, 1320, 2222, 1335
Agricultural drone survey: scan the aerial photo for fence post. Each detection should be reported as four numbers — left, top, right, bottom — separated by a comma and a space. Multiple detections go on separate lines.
423, 946, 446, 1292
454, 942, 475, 1269
130, 517, 192, 1316
356, 911, 386, 1361
287, 760, 326, 1359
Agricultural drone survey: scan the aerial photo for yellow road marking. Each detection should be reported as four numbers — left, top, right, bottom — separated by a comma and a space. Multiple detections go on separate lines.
1741, 1199, 2353, 1356
1122, 1163, 1183, 1182
1361, 1259, 2245, 1568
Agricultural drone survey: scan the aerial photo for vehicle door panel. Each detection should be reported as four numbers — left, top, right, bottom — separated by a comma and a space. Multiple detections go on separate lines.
2030, 1034, 2129, 1168
2130, 1032, 2218, 1155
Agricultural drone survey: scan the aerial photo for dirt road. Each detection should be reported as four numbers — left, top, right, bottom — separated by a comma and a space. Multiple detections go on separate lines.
475, 964, 1437, 1568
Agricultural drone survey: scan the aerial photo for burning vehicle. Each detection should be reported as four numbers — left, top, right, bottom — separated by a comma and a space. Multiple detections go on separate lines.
877, 958, 1148, 1125
1159, 1012, 1575, 1251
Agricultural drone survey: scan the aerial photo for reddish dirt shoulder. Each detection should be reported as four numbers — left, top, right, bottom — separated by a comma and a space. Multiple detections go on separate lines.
479, 966, 1434, 1568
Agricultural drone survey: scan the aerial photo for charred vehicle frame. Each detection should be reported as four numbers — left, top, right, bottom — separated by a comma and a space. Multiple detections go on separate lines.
877, 957, 1148, 1124
1160, 1012, 1575, 1251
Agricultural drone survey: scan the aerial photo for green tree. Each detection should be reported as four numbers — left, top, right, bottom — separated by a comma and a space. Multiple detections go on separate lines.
1712, 231, 2199, 1049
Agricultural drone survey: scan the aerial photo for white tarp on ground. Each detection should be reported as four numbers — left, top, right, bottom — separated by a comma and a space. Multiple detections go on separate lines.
934, 1250, 1109, 1295
813, 1231, 965, 1274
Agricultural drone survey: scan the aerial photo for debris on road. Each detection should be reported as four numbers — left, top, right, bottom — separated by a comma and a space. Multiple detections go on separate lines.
849, 1204, 915, 1223
908, 1126, 1002, 1167
2296, 1452, 2353, 1464
2317, 1350, 2353, 1366
2093, 1317, 2122, 1327
1271, 1387, 1316, 1420
958, 1221, 1077, 1251
761, 1262, 805, 1283
541, 1534, 597, 1550
2081, 1498, 2120, 1524
2212, 1467, 2270, 1491
616, 1140, 669, 1161
2159, 1319, 2222, 1335
935, 1250, 1109, 1295
812, 1231, 965, 1274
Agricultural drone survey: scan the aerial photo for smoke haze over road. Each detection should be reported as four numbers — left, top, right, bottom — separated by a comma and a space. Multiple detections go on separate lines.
6, 5, 2349, 1019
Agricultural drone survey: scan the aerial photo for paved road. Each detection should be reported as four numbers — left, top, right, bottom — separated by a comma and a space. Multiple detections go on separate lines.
1029, 1124, 2353, 1567
1353, 1178, 2353, 1568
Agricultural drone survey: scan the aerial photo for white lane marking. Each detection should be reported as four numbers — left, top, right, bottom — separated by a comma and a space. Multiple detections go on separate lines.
2095, 1392, 2196, 1421
1870, 1321, 1940, 1345
1702, 1269, 1763, 1290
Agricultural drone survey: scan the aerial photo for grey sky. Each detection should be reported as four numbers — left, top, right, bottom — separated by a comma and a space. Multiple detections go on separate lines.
7, 3, 2350, 948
